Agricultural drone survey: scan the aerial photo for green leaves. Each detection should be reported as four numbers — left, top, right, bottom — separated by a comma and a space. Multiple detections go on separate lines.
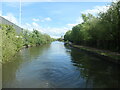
22, 29, 52, 46
64, 1, 120, 52
1, 25, 52, 62
1, 24, 23, 62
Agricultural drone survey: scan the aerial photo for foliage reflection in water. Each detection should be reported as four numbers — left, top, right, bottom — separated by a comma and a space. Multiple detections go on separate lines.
3, 41, 120, 88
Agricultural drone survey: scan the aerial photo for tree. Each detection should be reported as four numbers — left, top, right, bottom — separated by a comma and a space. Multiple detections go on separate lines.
64, 1, 120, 52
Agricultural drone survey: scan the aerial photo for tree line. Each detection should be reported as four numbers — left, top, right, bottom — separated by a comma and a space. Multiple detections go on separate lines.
64, 1, 120, 52
0, 24, 53, 62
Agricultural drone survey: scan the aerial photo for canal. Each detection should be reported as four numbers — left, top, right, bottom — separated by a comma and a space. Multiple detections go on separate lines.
3, 41, 120, 88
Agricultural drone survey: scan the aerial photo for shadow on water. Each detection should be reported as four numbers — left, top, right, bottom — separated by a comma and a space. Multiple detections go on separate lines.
2, 41, 120, 88
65, 45, 120, 88
2, 44, 51, 87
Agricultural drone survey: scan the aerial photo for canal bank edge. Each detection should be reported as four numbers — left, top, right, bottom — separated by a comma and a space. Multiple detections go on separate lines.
1, 43, 50, 63
64, 42, 120, 64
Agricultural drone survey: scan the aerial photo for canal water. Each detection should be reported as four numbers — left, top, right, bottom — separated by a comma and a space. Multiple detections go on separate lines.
3, 41, 120, 88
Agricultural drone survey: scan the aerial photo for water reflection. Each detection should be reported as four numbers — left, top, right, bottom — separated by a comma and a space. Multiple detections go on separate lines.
68, 46, 120, 88
2, 41, 120, 88
3, 44, 51, 87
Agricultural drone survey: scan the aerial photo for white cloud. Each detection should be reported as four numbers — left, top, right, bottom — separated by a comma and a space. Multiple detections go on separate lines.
33, 18, 39, 22
81, 5, 110, 15
76, 17, 83, 24
41, 17, 84, 38
50, 35, 60, 39
22, 22, 69, 38
22, 23, 33, 31
44, 17, 51, 21
32, 17, 52, 22
23, 16, 84, 38
67, 17, 83, 29
41, 17, 52, 22
64, 5, 110, 37
32, 22, 39, 27
26, 23, 31, 26
3, 13, 19, 25
67, 24, 77, 27
22, 22, 44, 33
42, 27, 68, 37
66, 5, 110, 31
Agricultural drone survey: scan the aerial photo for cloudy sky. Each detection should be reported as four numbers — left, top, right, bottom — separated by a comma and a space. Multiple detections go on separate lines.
0, 0, 113, 38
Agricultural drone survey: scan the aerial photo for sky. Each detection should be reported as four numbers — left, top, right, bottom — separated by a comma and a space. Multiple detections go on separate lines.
0, 1, 113, 38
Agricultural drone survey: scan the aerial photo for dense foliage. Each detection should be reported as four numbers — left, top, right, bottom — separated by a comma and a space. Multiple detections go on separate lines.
0, 24, 52, 62
64, 1, 120, 52
22, 29, 52, 47
0, 25, 23, 62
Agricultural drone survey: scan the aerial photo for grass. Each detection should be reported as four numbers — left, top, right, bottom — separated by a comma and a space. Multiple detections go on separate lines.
71, 44, 120, 64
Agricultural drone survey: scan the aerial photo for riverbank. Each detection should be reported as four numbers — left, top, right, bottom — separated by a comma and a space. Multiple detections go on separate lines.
3, 41, 120, 88
2, 43, 52, 63
65, 42, 120, 64
1, 24, 53, 63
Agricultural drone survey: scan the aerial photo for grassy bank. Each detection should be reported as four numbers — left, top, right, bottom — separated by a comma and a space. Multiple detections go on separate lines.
0, 24, 53, 63
65, 42, 120, 64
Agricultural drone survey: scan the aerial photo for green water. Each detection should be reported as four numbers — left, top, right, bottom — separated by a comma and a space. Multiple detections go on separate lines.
2, 41, 120, 88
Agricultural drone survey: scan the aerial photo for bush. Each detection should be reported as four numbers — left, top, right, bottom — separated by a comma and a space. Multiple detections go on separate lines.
0, 24, 23, 62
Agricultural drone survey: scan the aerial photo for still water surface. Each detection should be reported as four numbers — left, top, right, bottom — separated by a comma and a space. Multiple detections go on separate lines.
3, 41, 120, 88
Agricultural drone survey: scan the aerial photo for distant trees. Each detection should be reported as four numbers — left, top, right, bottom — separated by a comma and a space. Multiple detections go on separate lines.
22, 29, 52, 47
57, 36, 64, 41
64, 1, 120, 52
